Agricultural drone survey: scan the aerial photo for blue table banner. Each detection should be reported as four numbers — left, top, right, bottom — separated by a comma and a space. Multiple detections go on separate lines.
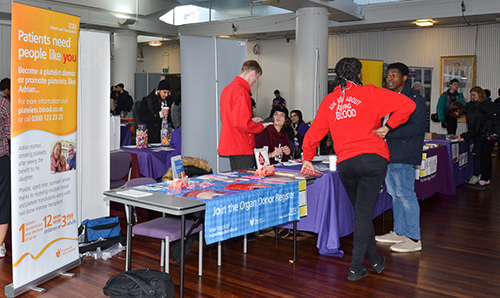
133, 174, 300, 244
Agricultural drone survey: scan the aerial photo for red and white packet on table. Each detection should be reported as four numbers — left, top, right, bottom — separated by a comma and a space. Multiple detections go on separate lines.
168, 176, 189, 190
254, 164, 275, 177
300, 166, 323, 178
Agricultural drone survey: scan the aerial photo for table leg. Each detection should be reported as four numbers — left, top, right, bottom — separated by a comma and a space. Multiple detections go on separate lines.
180, 214, 185, 298
125, 204, 133, 271
293, 221, 297, 262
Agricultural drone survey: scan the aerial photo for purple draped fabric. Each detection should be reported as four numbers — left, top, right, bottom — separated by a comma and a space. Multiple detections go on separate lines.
425, 139, 472, 186
277, 165, 393, 257
120, 123, 132, 146
414, 145, 456, 200
121, 127, 181, 180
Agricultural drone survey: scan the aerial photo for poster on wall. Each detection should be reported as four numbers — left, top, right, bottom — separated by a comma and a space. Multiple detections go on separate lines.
8, 2, 80, 295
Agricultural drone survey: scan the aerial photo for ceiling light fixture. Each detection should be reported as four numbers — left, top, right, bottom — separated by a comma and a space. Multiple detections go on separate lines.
148, 41, 162, 47
416, 19, 434, 27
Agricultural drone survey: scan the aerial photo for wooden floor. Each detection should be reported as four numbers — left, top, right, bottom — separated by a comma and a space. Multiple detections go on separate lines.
2, 159, 500, 298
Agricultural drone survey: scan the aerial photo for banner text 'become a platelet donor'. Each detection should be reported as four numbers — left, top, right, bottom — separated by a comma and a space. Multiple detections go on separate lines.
11, 2, 80, 288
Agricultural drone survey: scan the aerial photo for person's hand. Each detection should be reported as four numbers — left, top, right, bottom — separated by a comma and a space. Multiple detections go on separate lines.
270, 147, 283, 158
373, 125, 390, 139
262, 122, 273, 129
455, 135, 464, 141
252, 117, 263, 123
301, 160, 314, 172
282, 146, 291, 155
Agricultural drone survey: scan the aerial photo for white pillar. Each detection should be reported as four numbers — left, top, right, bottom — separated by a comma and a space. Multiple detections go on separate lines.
113, 29, 137, 97
294, 7, 328, 122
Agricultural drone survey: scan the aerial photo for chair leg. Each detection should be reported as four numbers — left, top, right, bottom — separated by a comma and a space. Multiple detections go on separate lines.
160, 240, 165, 267
198, 230, 203, 276
218, 241, 222, 267
165, 236, 170, 273
243, 234, 247, 253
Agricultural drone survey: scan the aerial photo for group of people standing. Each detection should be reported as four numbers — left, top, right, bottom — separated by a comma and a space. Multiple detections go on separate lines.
437, 79, 499, 190
218, 58, 426, 281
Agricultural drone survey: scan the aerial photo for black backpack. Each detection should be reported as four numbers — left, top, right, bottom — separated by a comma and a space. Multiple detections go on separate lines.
103, 269, 175, 298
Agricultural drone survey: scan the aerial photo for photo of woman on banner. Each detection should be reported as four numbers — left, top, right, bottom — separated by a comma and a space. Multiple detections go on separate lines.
50, 141, 64, 173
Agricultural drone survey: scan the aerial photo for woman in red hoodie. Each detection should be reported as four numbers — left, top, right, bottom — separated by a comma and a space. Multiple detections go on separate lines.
301, 57, 416, 281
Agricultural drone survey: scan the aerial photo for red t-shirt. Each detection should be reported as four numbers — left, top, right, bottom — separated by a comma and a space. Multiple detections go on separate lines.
302, 82, 416, 163
218, 76, 264, 156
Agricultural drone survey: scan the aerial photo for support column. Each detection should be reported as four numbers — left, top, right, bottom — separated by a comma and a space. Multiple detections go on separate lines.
294, 7, 328, 122
112, 29, 137, 98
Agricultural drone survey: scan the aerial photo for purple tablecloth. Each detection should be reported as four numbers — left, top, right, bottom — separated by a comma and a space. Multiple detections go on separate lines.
120, 127, 181, 180
414, 145, 456, 200
277, 165, 393, 257
120, 124, 132, 146
425, 139, 472, 186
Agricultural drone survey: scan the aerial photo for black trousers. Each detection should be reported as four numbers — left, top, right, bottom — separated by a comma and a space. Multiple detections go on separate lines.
229, 155, 255, 171
479, 138, 495, 181
337, 153, 387, 270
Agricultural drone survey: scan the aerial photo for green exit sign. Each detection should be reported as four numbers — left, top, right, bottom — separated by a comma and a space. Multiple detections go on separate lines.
162, 68, 169, 74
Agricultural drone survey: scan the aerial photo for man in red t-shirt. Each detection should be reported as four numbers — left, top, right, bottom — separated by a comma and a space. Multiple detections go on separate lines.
218, 60, 272, 170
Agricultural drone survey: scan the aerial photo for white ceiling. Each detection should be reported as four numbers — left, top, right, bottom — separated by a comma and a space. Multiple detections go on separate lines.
0, 0, 499, 41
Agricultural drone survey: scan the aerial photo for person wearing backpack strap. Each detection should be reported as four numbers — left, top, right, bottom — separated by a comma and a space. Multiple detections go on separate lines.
450, 86, 496, 190
436, 78, 466, 135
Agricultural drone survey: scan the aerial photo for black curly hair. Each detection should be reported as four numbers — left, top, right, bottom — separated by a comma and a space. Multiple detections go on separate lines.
332, 57, 362, 90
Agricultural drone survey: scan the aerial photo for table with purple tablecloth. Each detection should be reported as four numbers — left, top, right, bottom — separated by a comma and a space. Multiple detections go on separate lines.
425, 139, 472, 187
277, 165, 393, 257
120, 127, 181, 180
415, 145, 456, 200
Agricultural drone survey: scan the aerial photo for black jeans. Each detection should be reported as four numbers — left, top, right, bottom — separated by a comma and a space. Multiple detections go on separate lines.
337, 154, 388, 271
479, 138, 495, 181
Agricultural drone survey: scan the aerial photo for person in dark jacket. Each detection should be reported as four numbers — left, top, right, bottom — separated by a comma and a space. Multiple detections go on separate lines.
451, 86, 497, 190
138, 80, 171, 143
375, 63, 426, 253
114, 83, 134, 116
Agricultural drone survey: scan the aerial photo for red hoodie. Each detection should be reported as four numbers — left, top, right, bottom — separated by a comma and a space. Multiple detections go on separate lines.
218, 76, 264, 156
302, 82, 416, 164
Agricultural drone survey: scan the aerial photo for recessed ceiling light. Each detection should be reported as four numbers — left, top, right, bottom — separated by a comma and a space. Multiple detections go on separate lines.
416, 19, 434, 27
148, 41, 162, 47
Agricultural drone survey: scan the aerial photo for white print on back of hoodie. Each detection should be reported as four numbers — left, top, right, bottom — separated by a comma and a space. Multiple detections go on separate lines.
329, 95, 363, 120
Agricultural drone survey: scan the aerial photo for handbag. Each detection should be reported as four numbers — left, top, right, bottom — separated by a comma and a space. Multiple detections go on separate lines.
79, 216, 121, 243
103, 269, 175, 298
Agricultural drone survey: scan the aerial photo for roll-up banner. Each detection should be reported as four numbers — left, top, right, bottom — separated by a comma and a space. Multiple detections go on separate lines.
7, 3, 80, 296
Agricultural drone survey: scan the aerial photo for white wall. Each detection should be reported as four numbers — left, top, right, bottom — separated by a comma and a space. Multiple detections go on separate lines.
137, 43, 181, 74
0, 23, 10, 78
328, 23, 500, 132
246, 38, 295, 119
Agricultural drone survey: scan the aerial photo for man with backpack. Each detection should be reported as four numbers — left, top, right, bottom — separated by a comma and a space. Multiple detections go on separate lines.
436, 78, 466, 134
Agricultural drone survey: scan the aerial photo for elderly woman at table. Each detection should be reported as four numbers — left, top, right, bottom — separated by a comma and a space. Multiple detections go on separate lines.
301, 57, 416, 281
255, 106, 291, 164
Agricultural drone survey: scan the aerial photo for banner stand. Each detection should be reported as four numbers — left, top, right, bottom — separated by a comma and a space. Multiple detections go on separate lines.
4, 259, 80, 297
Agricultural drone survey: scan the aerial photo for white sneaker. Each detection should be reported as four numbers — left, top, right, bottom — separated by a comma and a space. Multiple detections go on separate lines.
375, 231, 406, 244
0, 243, 5, 258
390, 238, 422, 252
468, 175, 480, 185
